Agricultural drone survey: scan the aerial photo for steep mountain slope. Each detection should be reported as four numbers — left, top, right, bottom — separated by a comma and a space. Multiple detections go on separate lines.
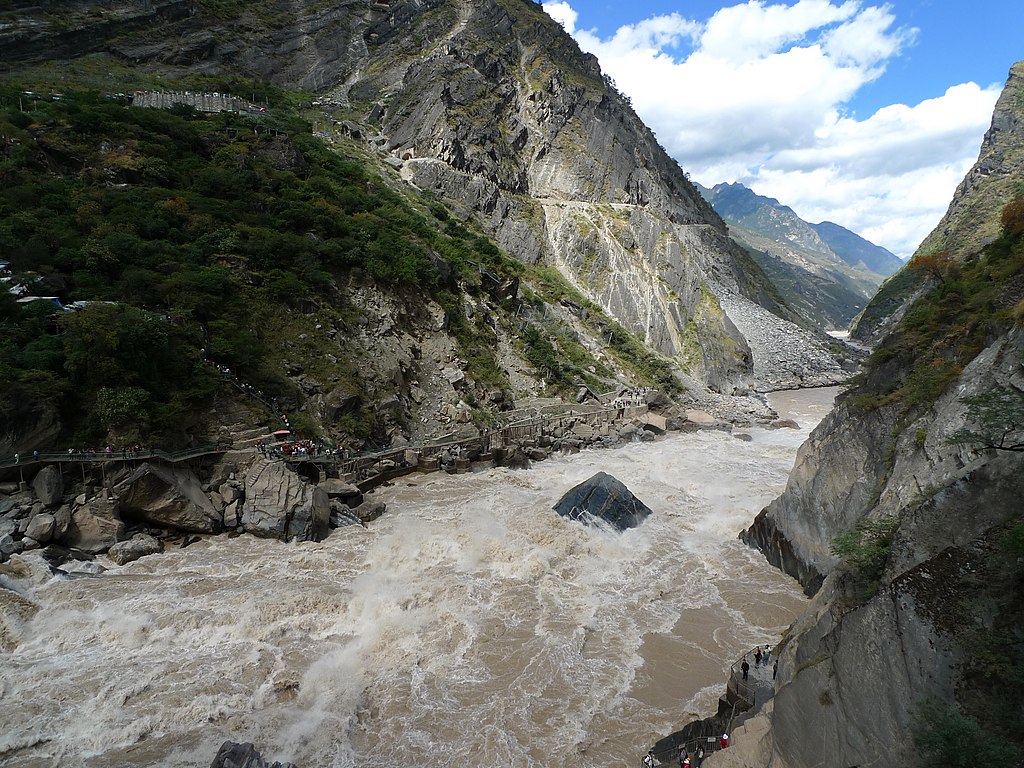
701, 182, 900, 330
729, 63, 1024, 768
810, 220, 903, 276
853, 61, 1024, 345
2, 0, 855, 401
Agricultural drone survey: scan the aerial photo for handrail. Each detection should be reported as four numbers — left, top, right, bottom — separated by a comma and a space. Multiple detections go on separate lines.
0, 444, 228, 470
0, 403, 653, 472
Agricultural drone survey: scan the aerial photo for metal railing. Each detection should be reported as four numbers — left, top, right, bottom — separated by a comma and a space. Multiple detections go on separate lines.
0, 402, 652, 476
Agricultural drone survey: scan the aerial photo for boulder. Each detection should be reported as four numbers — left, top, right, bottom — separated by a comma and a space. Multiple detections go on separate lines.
211, 741, 297, 768
223, 500, 241, 529
108, 534, 163, 566
32, 466, 63, 506
329, 500, 363, 528
25, 513, 55, 544
115, 463, 221, 533
318, 478, 363, 508
60, 496, 125, 554
242, 460, 330, 542
52, 505, 71, 539
355, 500, 386, 524
553, 472, 654, 532
685, 409, 720, 426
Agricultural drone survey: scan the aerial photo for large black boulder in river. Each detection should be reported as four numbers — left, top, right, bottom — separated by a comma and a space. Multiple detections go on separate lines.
553, 472, 654, 532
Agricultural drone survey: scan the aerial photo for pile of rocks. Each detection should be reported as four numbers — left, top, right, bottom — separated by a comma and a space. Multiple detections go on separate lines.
0, 456, 386, 569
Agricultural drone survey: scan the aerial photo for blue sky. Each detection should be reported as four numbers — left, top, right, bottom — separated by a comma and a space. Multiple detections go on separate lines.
542, 0, 1022, 257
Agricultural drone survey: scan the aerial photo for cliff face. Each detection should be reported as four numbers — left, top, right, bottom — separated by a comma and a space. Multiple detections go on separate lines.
853, 61, 1024, 345
2, 0, 853, 394
337, 0, 765, 392
734, 63, 1024, 768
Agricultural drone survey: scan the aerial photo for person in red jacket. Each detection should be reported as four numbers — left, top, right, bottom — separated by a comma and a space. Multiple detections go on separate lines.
720, 734, 729, 749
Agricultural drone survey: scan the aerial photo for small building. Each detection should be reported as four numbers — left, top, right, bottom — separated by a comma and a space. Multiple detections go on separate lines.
16, 296, 63, 309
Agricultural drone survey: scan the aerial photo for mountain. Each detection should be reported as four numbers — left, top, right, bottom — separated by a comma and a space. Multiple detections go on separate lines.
0, 0, 860, 457
809, 220, 903, 276
700, 181, 901, 330
737, 62, 1024, 768
853, 61, 1024, 345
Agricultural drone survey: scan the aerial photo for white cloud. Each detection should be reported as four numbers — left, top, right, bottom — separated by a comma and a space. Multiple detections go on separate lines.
543, 1, 579, 34
541, 0, 1000, 258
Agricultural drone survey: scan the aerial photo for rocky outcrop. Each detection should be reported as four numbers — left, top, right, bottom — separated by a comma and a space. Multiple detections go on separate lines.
553, 471, 653, 531
0, 400, 61, 474
242, 460, 329, 542
115, 462, 221, 533
731, 338, 1024, 767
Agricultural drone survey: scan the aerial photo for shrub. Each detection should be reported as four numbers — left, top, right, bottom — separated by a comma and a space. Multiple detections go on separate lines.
830, 515, 900, 582
911, 700, 1021, 768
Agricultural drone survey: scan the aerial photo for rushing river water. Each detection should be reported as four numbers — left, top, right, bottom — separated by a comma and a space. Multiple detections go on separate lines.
0, 389, 838, 768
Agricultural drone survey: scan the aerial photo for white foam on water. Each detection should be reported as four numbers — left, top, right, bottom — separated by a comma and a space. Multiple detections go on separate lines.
0, 390, 838, 767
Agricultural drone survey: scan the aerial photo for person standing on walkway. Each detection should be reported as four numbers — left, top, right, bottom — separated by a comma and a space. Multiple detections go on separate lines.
754, 647, 763, 667
643, 749, 655, 768
720, 734, 729, 749
741, 657, 750, 680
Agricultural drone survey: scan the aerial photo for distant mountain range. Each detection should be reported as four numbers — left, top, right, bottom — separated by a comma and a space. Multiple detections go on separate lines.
698, 182, 904, 330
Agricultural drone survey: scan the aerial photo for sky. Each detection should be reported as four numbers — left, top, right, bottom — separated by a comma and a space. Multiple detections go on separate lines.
540, 0, 1023, 258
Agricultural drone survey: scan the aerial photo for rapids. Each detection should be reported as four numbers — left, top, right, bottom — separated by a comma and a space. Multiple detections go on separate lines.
0, 388, 838, 768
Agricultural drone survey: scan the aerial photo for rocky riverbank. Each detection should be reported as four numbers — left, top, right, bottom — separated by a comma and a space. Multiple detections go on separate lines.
0, 395, 802, 572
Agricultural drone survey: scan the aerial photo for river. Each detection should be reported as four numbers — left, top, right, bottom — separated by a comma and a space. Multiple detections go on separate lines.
0, 388, 839, 768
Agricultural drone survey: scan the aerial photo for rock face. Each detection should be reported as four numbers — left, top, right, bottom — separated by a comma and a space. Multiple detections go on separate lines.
738, 67, 1024, 767
242, 460, 329, 542
115, 463, 221, 533
553, 471, 653, 531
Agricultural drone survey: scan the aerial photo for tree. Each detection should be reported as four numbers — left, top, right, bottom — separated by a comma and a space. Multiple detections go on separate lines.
907, 250, 955, 284
947, 386, 1024, 453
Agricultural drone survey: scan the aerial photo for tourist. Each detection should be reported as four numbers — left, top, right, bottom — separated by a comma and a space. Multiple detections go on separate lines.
764, 644, 772, 663
678, 747, 687, 767
741, 657, 750, 680
643, 749, 655, 768
720, 734, 729, 749
754, 647, 763, 667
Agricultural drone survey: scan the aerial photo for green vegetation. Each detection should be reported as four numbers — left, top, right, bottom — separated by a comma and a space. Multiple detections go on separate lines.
847, 198, 1024, 415
830, 515, 900, 598
911, 700, 1021, 768
0, 84, 517, 446
947, 386, 1024, 453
